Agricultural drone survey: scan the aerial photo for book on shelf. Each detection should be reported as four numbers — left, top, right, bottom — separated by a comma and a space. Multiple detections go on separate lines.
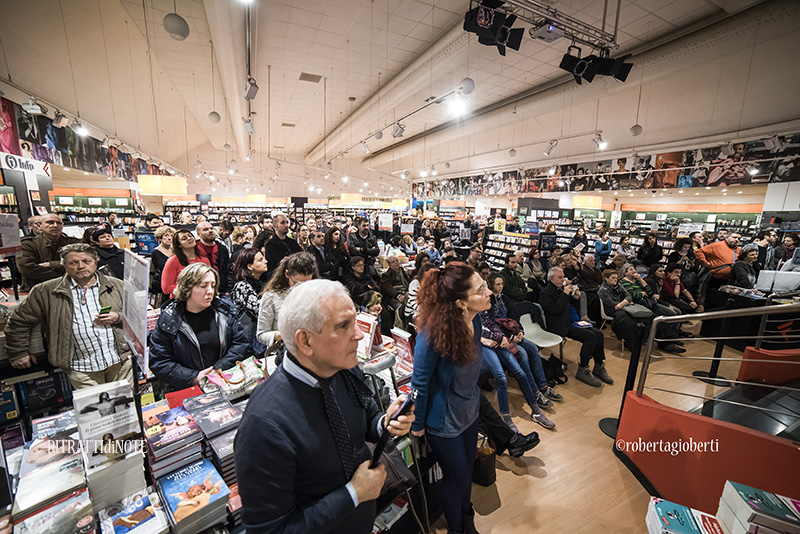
157, 459, 230, 534
719, 481, 800, 534
73, 380, 141, 469
142, 403, 202, 459
17, 373, 67, 411
98, 486, 170, 534
12, 487, 96, 534
183, 392, 242, 440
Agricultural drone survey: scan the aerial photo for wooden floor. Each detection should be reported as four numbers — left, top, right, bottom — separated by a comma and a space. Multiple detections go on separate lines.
430, 319, 744, 534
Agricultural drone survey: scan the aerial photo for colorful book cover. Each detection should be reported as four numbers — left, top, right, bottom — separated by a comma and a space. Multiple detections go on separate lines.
98, 487, 170, 534
649, 497, 702, 534
141, 400, 170, 430
186, 400, 241, 440
13, 488, 96, 534
73, 380, 140, 469
208, 429, 237, 462
14, 455, 85, 515
227, 483, 241, 513
144, 406, 201, 457
691, 509, 725, 534
779, 495, 800, 521
31, 410, 77, 440
159, 459, 230, 525
18, 432, 82, 479
724, 481, 800, 531
164, 386, 204, 409
0, 383, 19, 421
182, 391, 225, 414
19, 374, 65, 411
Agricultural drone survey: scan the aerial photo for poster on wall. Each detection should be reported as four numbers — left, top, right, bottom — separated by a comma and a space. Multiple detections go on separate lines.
0, 213, 22, 255
0, 98, 21, 156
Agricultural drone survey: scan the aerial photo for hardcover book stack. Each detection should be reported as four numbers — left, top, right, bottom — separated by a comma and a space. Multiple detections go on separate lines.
142, 400, 203, 479
645, 497, 724, 534
73, 380, 145, 511
390, 328, 414, 386
98, 486, 170, 534
226, 483, 242, 531
183, 391, 242, 481
13, 487, 97, 534
11, 411, 88, 528
157, 458, 231, 534
716, 481, 800, 534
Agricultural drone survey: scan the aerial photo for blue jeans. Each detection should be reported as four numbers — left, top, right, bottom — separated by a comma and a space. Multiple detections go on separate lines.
493, 347, 538, 408
481, 347, 510, 413
427, 418, 480, 533
517, 338, 548, 391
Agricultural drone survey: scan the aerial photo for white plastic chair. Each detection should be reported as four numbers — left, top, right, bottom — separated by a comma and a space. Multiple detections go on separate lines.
519, 313, 563, 349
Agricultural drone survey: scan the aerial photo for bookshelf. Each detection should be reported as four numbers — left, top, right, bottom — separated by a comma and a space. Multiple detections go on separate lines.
483, 230, 538, 270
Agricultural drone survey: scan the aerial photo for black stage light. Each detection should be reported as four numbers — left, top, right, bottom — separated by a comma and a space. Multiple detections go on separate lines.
596, 53, 634, 82
558, 45, 584, 84
464, 0, 503, 38
465, 0, 523, 56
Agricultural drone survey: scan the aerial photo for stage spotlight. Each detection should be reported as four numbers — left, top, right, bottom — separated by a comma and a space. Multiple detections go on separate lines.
560, 46, 633, 84
464, 0, 523, 56
592, 134, 607, 150
362, 141, 370, 154
72, 119, 88, 137
391, 122, 405, 138
53, 110, 70, 128
544, 139, 558, 156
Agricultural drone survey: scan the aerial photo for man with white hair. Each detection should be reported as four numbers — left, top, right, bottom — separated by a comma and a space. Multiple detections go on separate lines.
235, 280, 415, 533
264, 212, 302, 280
539, 266, 612, 388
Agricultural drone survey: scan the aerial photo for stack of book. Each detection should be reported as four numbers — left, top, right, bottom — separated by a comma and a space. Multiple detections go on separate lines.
157, 459, 231, 534
13, 488, 96, 534
98, 486, 170, 534
646, 497, 724, 534
11, 413, 87, 525
73, 380, 145, 511
142, 400, 203, 479
391, 328, 414, 385
208, 429, 237, 489
716, 481, 800, 534
184, 391, 243, 442
1, 422, 24, 497
227, 483, 242, 531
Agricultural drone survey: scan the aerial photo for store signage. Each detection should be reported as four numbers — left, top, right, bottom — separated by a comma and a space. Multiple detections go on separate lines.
401, 223, 414, 235
378, 213, 393, 231
0, 151, 50, 177
0, 213, 22, 255
122, 249, 150, 372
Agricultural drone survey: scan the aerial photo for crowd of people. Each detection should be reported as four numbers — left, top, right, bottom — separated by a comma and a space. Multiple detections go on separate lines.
7, 208, 799, 534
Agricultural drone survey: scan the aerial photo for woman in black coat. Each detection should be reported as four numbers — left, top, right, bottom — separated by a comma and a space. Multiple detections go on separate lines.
324, 226, 350, 281
149, 263, 251, 391
729, 246, 759, 289
637, 232, 664, 268
341, 256, 379, 306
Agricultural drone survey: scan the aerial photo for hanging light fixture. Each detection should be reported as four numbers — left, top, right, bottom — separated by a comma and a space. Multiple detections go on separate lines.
163, 0, 190, 40
592, 133, 607, 150
361, 141, 370, 154
72, 119, 88, 137
544, 139, 558, 156
391, 122, 405, 138
430, 165, 437, 176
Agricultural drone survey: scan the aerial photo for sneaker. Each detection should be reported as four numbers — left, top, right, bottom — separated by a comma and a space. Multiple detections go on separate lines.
592, 363, 614, 385
532, 412, 556, 430
535, 390, 554, 408
575, 365, 602, 387
542, 385, 563, 402
507, 432, 540, 457
502, 413, 519, 433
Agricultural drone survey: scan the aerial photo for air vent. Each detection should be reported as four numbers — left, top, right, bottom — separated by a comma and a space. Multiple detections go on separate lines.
299, 72, 322, 83
281, 123, 296, 128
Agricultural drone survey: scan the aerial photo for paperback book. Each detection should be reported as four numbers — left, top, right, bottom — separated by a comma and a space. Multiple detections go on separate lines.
721, 481, 800, 533
13, 488, 96, 534
143, 405, 201, 458
646, 497, 702, 534
184, 394, 242, 440
31, 410, 77, 440
98, 487, 170, 534
158, 459, 230, 532
73, 380, 140, 469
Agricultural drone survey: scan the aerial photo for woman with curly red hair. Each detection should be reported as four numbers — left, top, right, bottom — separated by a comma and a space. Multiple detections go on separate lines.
410, 262, 490, 534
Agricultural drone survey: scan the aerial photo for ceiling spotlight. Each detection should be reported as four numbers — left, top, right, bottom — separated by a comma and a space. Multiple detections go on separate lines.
22, 97, 45, 115
245, 149, 255, 161
592, 133, 607, 150
544, 139, 558, 156
227, 166, 234, 175
464, 1, 524, 56
748, 164, 759, 176
559, 46, 632, 84
444, 162, 451, 169
316, 187, 322, 194
374, 130, 383, 140
163, 9, 190, 41
101, 136, 110, 149
763, 135, 784, 151
243, 76, 259, 100
362, 141, 370, 154
53, 110, 69, 128
363, 182, 369, 187
342, 175, 348, 183
509, 148, 517, 157
419, 168, 428, 178
242, 116, 255, 135
391, 122, 405, 138
449, 93, 468, 116
430, 165, 437, 176
548, 164, 557, 175
72, 119, 88, 137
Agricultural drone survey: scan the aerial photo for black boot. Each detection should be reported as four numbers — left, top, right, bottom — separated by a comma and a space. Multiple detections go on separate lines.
464, 508, 481, 534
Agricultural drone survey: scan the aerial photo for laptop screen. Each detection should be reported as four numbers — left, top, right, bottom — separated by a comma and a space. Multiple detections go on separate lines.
756, 270, 777, 292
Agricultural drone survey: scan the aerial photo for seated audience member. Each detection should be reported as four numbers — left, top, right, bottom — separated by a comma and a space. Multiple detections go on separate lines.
91, 226, 124, 279
231, 248, 269, 352
562, 251, 580, 280
196, 221, 233, 294
644, 264, 666, 299
619, 263, 686, 352
481, 274, 559, 429
781, 247, 800, 272
476, 261, 491, 282
161, 229, 211, 297
230, 227, 246, 256
307, 230, 336, 280
235, 279, 414, 534
637, 232, 664, 268
499, 252, 528, 304
150, 264, 250, 391
342, 256, 379, 305
380, 255, 411, 309
151, 226, 175, 303
577, 254, 604, 323
570, 227, 588, 251
663, 263, 699, 313
466, 244, 483, 269
400, 234, 418, 256
415, 236, 427, 252
325, 226, 351, 281
7, 243, 133, 388
256, 252, 318, 349
775, 233, 799, 269
18, 213, 80, 290
514, 250, 533, 284
539, 267, 612, 387
361, 291, 384, 332
729, 245, 760, 288
424, 239, 442, 266
594, 230, 614, 266
667, 238, 697, 272
615, 235, 633, 259
695, 232, 741, 289
405, 263, 434, 324
524, 248, 548, 299
598, 269, 652, 351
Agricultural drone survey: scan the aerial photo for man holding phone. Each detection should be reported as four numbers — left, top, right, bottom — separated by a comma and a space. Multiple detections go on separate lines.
6, 243, 133, 389
235, 279, 414, 534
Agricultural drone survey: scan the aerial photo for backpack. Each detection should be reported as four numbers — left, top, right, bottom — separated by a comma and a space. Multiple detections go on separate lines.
542, 355, 568, 385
